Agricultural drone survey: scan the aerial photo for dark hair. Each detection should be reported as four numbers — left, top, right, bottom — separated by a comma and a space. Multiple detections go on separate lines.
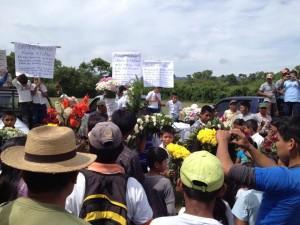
112, 110, 137, 136
200, 105, 213, 114
278, 116, 300, 152
1, 111, 16, 120
160, 125, 176, 136
147, 147, 168, 169
233, 118, 245, 126
171, 92, 178, 96
0, 137, 27, 203
118, 85, 127, 94
22, 171, 78, 194
88, 113, 108, 132
89, 144, 124, 163
17, 74, 28, 85
290, 70, 298, 76
245, 119, 258, 132
240, 101, 250, 109
182, 184, 219, 204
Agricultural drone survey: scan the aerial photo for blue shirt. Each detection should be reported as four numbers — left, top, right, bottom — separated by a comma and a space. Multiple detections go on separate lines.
284, 80, 300, 102
254, 166, 300, 225
236, 150, 251, 164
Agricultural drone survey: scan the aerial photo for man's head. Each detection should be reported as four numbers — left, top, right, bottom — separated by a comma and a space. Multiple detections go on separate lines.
160, 125, 176, 147
96, 99, 107, 113
154, 87, 161, 93
259, 102, 268, 115
290, 70, 298, 81
281, 68, 290, 78
0, 126, 96, 196
171, 92, 178, 103
2, 111, 17, 128
199, 105, 213, 124
276, 116, 300, 165
179, 151, 224, 204
88, 122, 124, 163
266, 73, 273, 84
229, 100, 238, 112
111, 109, 137, 139
239, 101, 250, 115
244, 119, 258, 136
118, 85, 127, 97
233, 119, 245, 131
17, 74, 28, 85
147, 147, 169, 173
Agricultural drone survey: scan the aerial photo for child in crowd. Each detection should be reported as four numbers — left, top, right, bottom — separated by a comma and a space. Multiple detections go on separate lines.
159, 125, 176, 149
144, 147, 176, 218
166, 93, 182, 122
243, 119, 264, 149
1, 111, 17, 128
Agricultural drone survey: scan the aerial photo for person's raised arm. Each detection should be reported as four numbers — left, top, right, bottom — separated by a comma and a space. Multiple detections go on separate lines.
216, 130, 234, 175
230, 129, 276, 167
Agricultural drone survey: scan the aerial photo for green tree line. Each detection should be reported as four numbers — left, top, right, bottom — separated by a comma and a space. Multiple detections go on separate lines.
6, 52, 300, 103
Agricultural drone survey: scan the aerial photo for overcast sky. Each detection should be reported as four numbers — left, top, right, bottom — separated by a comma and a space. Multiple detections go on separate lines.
1, 0, 300, 76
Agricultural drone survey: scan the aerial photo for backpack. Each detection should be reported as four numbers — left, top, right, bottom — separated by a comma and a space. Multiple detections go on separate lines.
79, 169, 129, 225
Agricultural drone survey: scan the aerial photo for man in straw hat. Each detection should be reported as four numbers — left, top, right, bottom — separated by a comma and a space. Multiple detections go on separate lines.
0, 125, 96, 225
151, 151, 224, 225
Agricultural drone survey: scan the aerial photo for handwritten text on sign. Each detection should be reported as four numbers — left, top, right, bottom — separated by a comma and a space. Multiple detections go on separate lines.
143, 61, 174, 88
112, 52, 141, 84
14, 43, 56, 78
0, 50, 7, 71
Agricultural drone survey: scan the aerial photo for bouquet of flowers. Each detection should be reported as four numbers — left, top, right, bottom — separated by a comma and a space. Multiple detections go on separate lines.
181, 104, 201, 123
47, 95, 89, 129
126, 77, 144, 114
0, 127, 26, 145
126, 113, 173, 148
95, 77, 119, 98
166, 143, 191, 184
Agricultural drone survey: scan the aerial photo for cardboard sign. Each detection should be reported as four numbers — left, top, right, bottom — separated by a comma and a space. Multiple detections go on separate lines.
14, 42, 56, 78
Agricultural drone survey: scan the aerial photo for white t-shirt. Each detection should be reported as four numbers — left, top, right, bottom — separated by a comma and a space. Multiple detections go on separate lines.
31, 83, 48, 105
65, 172, 153, 225
251, 132, 264, 149
146, 91, 161, 109
117, 95, 128, 109
12, 78, 32, 103
236, 113, 258, 122
166, 100, 182, 116
150, 213, 222, 225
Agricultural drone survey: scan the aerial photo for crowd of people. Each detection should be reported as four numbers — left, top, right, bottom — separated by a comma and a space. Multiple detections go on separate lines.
0, 68, 300, 225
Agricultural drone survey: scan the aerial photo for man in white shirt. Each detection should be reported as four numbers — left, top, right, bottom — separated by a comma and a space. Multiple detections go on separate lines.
31, 77, 48, 126
12, 74, 33, 128
151, 151, 224, 225
146, 87, 162, 113
166, 92, 182, 121
236, 101, 257, 122
222, 100, 240, 128
244, 119, 264, 149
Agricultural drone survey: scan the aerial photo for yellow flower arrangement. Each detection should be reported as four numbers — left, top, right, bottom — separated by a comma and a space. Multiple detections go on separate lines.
197, 128, 217, 146
166, 143, 191, 159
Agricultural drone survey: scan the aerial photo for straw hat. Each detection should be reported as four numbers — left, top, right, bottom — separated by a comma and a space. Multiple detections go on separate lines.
0, 125, 96, 173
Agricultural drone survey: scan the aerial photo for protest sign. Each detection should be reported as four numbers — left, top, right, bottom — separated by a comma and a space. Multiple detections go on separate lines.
14, 42, 56, 78
112, 52, 142, 84
0, 50, 7, 71
143, 61, 174, 88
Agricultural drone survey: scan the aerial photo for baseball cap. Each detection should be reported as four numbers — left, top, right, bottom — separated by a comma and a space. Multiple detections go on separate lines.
88, 122, 123, 150
266, 73, 273, 79
259, 102, 268, 108
180, 151, 224, 192
229, 100, 237, 105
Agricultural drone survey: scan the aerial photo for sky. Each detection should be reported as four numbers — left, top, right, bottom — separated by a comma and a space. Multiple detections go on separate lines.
1, 0, 300, 76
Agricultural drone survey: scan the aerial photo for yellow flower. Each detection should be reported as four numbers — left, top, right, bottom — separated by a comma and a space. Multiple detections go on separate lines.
166, 143, 191, 159
197, 128, 217, 146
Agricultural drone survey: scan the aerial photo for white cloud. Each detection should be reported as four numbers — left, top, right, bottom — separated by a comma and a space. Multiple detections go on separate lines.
1, 0, 300, 76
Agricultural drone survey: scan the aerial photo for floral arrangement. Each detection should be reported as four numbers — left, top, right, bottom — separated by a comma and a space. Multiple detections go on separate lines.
197, 128, 217, 146
166, 143, 191, 159
126, 113, 173, 148
47, 95, 89, 129
95, 77, 119, 98
0, 127, 26, 145
126, 77, 144, 114
181, 104, 201, 123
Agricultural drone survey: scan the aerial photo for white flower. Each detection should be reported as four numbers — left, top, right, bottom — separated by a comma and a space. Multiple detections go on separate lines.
153, 121, 157, 126
217, 124, 221, 129
137, 118, 143, 124
161, 119, 165, 124
139, 125, 144, 131
134, 124, 139, 133
152, 116, 156, 122
145, 115, 149, 123
63, 107, 73, 119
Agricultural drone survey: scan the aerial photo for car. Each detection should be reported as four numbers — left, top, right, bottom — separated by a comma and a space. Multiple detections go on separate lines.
215, 96, 264, 117
0, 87, 21, 118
